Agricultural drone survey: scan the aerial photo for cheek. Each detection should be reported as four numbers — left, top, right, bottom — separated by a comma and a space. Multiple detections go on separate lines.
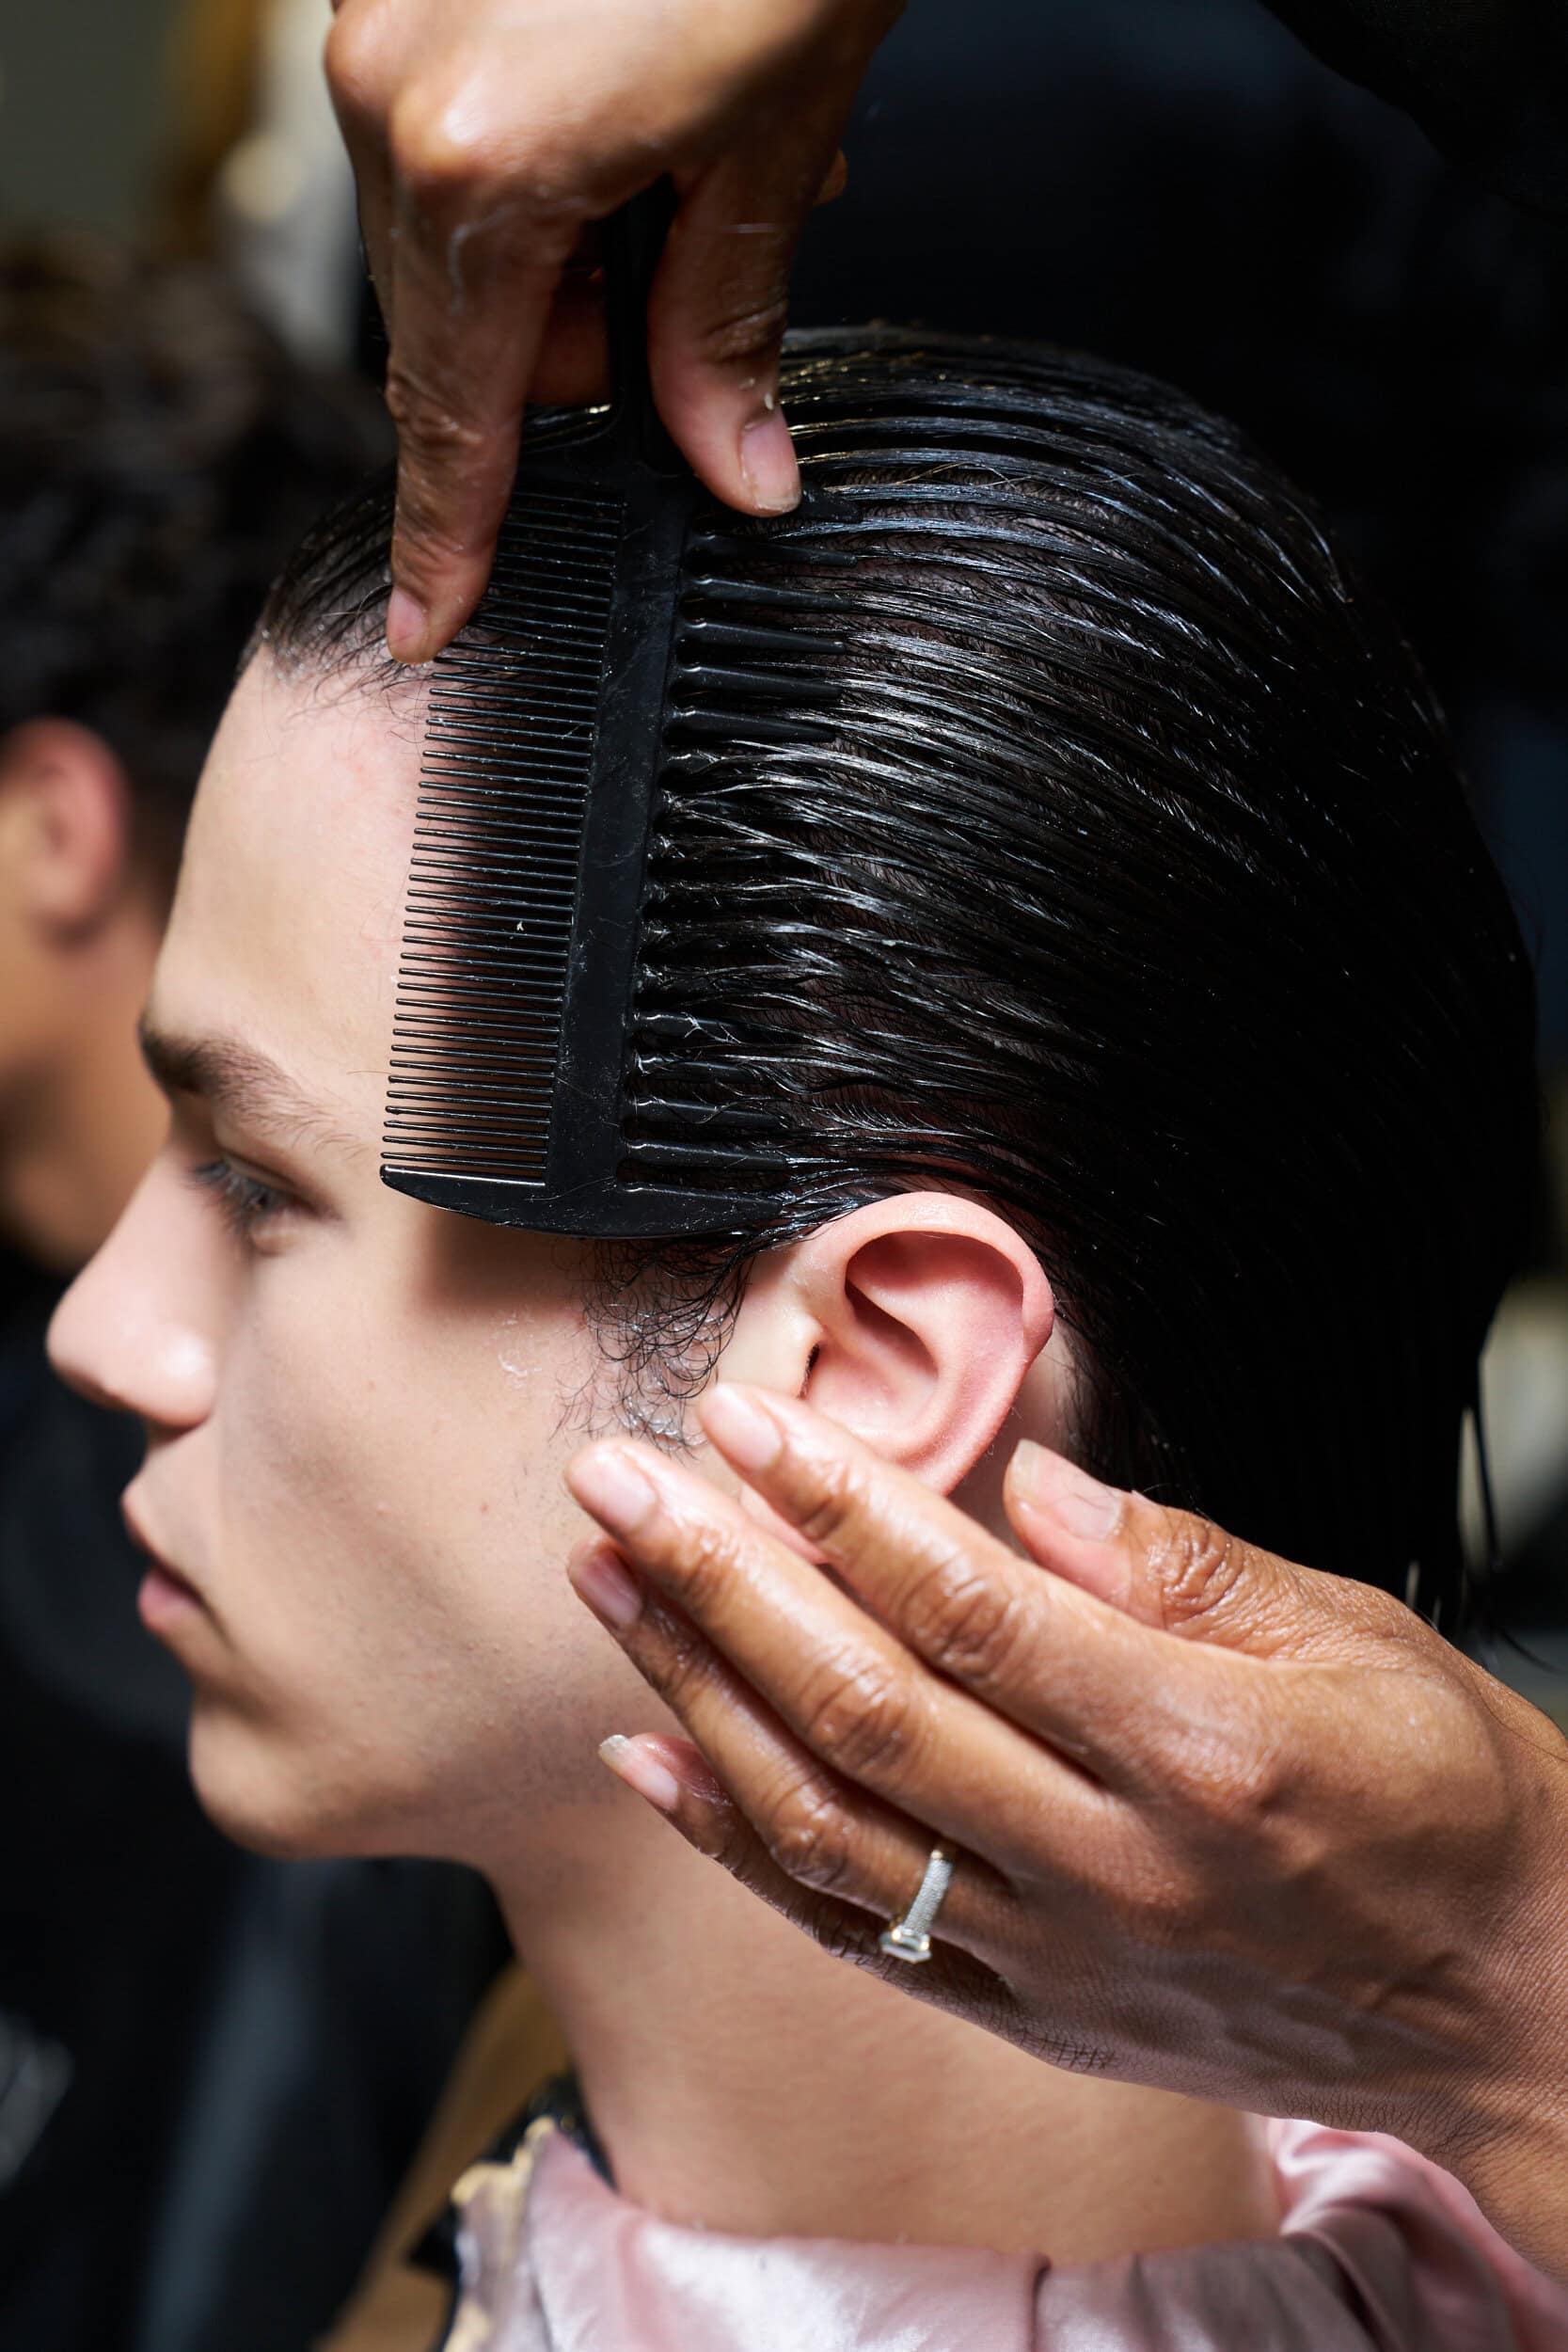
209, 1266, 437, 1732
206, 1247, 617, 1786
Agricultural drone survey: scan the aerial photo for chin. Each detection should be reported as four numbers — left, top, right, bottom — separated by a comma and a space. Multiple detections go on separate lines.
186, 1695, 417, 1863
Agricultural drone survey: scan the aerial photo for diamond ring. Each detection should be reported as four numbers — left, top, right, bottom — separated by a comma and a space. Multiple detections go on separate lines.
878, 1844, 955, 1963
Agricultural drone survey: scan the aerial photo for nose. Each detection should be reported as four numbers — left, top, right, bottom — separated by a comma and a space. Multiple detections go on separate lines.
49, 1157, 218, 1430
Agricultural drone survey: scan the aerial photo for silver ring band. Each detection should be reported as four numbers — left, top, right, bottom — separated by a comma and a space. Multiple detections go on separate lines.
879, 1843, 955, 1963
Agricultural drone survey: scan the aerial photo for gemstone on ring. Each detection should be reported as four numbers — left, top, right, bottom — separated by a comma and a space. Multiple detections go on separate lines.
878, 1843, 954, 1964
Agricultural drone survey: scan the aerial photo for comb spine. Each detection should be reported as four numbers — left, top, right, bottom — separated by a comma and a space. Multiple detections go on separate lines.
544, 473, 689, 1206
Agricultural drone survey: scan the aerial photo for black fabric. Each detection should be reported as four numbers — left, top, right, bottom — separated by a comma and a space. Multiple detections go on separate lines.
0, 1272, 231, 2348
0, 1265, 510, 2352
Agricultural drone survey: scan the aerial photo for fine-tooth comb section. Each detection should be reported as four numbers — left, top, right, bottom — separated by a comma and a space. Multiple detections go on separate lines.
384, 487, 622, 1186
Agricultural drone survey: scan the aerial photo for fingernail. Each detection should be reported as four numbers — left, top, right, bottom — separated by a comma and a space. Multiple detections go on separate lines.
568, 1447, 657, 1539
739, 409, 800, 513
701, 1385, 783, 1476
569, 1546, 643, 1631
1013, 1442, 1123, 1539
599, 1734, 682, 1813
386, 586, 431, 662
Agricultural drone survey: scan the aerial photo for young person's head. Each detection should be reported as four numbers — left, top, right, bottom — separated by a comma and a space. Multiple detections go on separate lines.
49, 335, 1535, 1880
0, 236, 388, 1267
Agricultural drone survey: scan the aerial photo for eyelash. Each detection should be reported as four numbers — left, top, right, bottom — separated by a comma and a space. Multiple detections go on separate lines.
187, 1157, 293, 1241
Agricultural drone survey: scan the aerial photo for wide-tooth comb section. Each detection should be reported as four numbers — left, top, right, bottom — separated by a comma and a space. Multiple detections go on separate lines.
663, 514, 852, 752
384, 488, 622, 1185
615, 519, 857, 1189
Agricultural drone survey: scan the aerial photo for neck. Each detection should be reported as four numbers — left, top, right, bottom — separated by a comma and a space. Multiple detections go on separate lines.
0, 910, 166, 1271
496, 1807, 1277, 2264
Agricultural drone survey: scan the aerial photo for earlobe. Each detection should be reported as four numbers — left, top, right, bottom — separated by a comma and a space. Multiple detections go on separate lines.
724, 1195, 1055, 1501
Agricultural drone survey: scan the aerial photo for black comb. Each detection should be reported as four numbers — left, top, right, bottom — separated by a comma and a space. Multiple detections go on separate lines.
381, 189, 846, 1237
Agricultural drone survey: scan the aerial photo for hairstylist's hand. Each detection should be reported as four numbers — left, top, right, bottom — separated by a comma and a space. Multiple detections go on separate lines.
325, 0, 900, 660
565, 1388, 1568, 2286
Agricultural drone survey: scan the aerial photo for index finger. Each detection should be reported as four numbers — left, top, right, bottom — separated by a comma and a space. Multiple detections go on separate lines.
691, 1385, 1204, 1775
563, 1431, 1119, 1863
380, 192, 580, 660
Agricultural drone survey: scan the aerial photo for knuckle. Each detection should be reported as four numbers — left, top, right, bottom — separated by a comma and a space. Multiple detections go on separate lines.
654, 1511, 747, 1625
762, 1776, 858, 1898
789, 1454, 873, 1558
385, 371, 491, 469
641, 1603, 724, 1720
387, 87, 499, 197
702, 1795, 762, 1878
692, 289, 791, 373
385, 89, 586, 244
324, 16, 385, 121
1153, 1514, 1249, 1633
796, 1649, 924, 1788
901, 1549, 1034, 1693
1163, 1713, 1292, 1834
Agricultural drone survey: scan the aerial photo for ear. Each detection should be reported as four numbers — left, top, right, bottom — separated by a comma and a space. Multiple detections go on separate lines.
0, 720, 135, 936
720, 1194, 1054, 1496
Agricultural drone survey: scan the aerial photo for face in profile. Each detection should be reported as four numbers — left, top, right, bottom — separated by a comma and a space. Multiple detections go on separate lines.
48, 659, 659, 1868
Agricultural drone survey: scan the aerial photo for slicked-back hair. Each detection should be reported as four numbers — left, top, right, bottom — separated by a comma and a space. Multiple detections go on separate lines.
258, 331, 1537, 1624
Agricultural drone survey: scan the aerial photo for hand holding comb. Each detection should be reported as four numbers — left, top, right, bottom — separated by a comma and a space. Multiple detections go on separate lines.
381, 187, 847, 1238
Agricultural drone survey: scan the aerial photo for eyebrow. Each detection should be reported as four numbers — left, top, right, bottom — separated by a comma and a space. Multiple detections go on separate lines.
137, 1017, 371, 1165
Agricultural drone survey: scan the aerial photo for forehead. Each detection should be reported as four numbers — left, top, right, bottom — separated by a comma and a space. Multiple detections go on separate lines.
157, 659, 422, 1134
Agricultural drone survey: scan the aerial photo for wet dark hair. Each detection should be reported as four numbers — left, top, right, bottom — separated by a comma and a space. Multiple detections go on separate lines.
0, 234, 389, 882
258, 331, 1536, 1624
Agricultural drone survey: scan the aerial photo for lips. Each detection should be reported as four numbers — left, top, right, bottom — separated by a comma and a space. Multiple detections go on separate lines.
121, 1493, 206, 1620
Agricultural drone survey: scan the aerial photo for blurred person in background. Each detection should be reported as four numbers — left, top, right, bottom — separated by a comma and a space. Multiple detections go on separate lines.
0, 238, 513, 2352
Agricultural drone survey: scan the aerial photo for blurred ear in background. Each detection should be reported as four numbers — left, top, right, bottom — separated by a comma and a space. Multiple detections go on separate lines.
0, 720, 135, 940
0, 205, 516, 2352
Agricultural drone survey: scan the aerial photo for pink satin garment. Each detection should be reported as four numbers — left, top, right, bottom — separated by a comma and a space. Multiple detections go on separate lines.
441, 2116, 1568, 2352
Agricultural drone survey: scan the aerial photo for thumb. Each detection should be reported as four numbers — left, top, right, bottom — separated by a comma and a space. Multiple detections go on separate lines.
646, 128, 846, 518
1003, 1444, 1332, 1656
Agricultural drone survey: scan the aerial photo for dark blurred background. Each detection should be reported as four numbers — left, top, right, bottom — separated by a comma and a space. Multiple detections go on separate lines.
0, 3, 1563, 2347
